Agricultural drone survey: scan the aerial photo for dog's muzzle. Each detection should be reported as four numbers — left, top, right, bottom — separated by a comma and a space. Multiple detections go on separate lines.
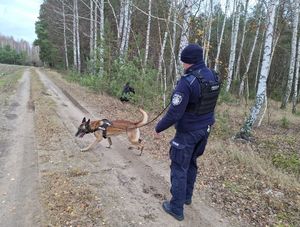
75, 130, 86, 138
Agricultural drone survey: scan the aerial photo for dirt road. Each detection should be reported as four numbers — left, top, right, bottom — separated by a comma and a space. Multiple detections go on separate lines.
0, 67, 235, 226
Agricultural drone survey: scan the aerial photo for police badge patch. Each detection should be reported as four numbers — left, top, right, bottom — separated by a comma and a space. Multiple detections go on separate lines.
172, 93, 183, 106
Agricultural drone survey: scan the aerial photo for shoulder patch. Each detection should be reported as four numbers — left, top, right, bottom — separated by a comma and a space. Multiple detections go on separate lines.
183, 74, 196, 85
172, 93, 183, 106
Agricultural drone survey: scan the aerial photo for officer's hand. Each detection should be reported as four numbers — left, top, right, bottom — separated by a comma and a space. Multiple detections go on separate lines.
154, 132, 161, 140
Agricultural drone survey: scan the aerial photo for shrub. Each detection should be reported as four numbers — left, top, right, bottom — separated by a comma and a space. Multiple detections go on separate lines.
272, 153, 300, 176
280, 116, 290, 128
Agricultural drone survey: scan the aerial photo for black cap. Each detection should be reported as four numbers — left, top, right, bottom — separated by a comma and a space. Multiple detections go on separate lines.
180, 44, 204, 64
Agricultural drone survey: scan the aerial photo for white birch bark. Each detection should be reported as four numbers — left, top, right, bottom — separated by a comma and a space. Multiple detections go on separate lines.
239, 0, 278, 137
292, 12, 300, 113
157, 6, 172, 81
281, 0, 299, 109
226, 0, 241, 91
168, 0, 178, 83
235, 0, 249, 81
144, 0, 152, 66
176, 0, 192, 79
214, 0, 229, 72
75, 0, 81, 71
120, 0, 130, 57
62, 0, 69, 70
239, 15, 261, 97
94, 2, 98, 53
73, 0, 77, 70
90, 0, 94, 58
255, 29, 265, 90
118, 0, 125, 43
202, 0, 208, 54
204, 0, 213, 66
98, 0, 104, 75
124, 0, 132, 55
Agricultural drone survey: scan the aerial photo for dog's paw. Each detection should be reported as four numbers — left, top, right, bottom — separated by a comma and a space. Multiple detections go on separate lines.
106, 146, 111, 149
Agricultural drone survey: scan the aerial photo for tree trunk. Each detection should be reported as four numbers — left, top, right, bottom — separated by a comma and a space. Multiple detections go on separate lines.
62, 0, 69, 70
98, 0, 104, 75
238, 0, 278, 138
124, 1, 132, 55
157, 6, 172, 83
281, 0, 299, 109
168, 0, 178, 84
94, 2, 98, 55
75, 0, 81, 72
292, 8, 300, 113
239, 15, 261, 97
118, 0, 125, 43
176, 0, 192, 79
204, 0, 213, 66
73, 0, 77, 70
144, 0, 152, 66
120, 0, 130, 58
90, 0, 94, 58
255, 29, 265, 90
235, 0, 249, 81
214, 0, 229, 72
226, 0, 241, 91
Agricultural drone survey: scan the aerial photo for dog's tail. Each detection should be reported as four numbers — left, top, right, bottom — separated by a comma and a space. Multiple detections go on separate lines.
135, 108, 148, 127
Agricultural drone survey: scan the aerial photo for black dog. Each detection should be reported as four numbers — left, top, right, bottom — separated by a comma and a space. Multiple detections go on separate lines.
120, 82, 135, 102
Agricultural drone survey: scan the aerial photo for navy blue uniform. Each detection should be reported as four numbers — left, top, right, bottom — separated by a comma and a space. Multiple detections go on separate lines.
155, 62, 216, 217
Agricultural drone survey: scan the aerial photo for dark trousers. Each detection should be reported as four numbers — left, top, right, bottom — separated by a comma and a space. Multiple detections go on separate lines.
169, 127, 209, 215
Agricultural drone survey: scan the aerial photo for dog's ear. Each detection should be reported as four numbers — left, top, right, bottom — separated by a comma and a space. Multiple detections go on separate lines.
87, 119, 90, 124
82, 117, 86, 123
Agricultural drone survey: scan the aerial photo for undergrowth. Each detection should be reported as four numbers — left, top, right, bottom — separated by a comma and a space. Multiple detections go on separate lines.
66, 58, 165, 110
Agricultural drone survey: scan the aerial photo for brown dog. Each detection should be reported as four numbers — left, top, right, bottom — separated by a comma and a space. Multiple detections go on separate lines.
75, 108, 148, 155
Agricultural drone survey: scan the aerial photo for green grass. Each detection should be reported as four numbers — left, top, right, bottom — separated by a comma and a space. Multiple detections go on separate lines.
272, 153, 300, 176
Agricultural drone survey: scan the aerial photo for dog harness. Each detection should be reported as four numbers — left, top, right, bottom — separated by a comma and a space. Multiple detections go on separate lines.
185, 69, 220, 115
98, 119, 112, 138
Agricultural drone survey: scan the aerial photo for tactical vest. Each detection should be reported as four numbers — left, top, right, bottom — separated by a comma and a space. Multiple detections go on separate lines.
185, 69, 220, 115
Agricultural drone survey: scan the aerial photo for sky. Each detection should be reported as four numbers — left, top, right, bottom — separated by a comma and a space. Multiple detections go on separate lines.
0, 0, 43, 44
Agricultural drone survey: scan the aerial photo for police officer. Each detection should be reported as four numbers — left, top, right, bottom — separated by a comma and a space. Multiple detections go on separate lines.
155, 43, 220, 221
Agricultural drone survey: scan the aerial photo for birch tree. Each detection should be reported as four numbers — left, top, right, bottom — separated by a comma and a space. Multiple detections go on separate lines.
214, 0, 229, 72
238, 0, 278, 138
75, 0, 81, 72
255, 31, 265, 90
120, 0, 132, 58
176, 0, 192, 78
62, 0, 69, 70
73, 0, 78, 70
157, 6, 172, 80
98, 0, 105, 75
204, 0, 213, 66
124, 1, 132, 55
118, 0, 125, 42
235, 0, 249, 81
226, 0, 241, 91
94, 2, 98, 54
89, 0, 94, 58
239, 11, 262, 97
281, 0, 300, 109
144, 0, 152, 66
292, 22, 300, 113
168, 0, 178, 82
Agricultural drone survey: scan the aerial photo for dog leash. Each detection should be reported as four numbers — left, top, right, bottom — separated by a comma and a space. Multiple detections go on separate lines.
101, 101, 171, 131
138, 102, 171, 128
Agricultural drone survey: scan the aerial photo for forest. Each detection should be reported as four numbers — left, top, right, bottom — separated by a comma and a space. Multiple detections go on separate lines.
0, 34, 40, 66
0, 0, 299, 226
34, 0, 300, 138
